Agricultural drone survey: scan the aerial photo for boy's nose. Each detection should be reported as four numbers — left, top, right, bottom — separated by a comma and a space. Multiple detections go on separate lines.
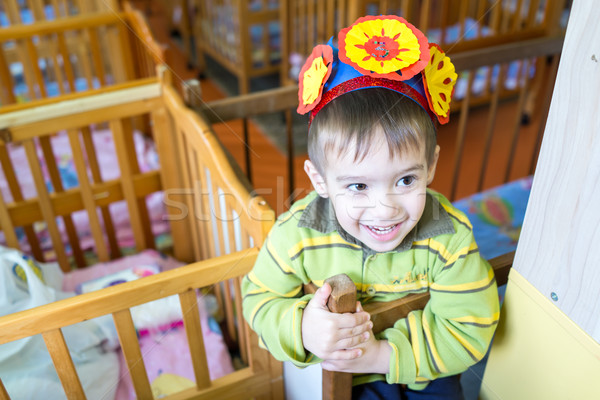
371, 193, 403, 221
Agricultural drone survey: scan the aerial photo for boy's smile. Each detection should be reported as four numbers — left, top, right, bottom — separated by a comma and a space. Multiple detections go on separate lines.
305, 129, 439, 253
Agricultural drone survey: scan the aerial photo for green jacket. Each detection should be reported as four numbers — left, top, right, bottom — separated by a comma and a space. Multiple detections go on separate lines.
242, 190, 499, 389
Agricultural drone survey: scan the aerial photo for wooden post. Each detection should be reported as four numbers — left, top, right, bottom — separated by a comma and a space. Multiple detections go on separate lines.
322, 274, 357, 400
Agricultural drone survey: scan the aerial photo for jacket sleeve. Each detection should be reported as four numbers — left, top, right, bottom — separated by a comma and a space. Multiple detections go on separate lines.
241, 224, 320, 367
379, 228, 500, 389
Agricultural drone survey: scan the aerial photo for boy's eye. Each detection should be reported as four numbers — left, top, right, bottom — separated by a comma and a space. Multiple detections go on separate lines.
397, 176, 415, 187
348, 183, 367, 191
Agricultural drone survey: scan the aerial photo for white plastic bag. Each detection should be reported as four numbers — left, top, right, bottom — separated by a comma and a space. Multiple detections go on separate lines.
0, 246, 120, 400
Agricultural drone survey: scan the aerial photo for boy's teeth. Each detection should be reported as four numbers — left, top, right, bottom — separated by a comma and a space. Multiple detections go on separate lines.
368, 225, 396, 234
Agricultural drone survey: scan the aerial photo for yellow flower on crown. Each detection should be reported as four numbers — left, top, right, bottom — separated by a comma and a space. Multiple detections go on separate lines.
297, 45, 333, 114
338, 15, 430, 81
422, 43, 457, 124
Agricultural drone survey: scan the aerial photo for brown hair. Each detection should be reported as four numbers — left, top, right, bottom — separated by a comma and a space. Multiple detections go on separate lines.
308, 88, 436, 174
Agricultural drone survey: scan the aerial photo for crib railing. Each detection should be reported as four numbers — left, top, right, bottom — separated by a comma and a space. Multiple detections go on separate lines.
0, 72, 282, 399
0, 3, 166, 106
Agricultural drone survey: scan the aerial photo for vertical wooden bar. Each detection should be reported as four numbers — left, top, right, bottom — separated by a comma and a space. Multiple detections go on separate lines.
66, 129, 109, 262
529, 55, 560, 175
42, 329, 86, 400
112, 309, 153, 400
56, 33, 77, 92
151, 105, 194, 262
5, 0, 41, 100
110, 118, 151, 251
503, 59, 531, 183
0, 190, 20, 249
419, 0, 431, 33
24, 140, 70, 270
0, 144, 43, 260
87, 27, 106, 87
179, 289, 212, 389
477, 64, 505, 192
450, 72, 475, 201
38, 136, 86, 268
182, 135, 207, 261
233, 275, 249, 364
80, 127, 120, 258
308, 0, 315, 50
511, 0, 526, 32
0, 378, 9, 400
0, 49, 16, 105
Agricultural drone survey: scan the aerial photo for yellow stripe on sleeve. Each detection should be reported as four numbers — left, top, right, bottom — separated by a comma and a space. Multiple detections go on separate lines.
289, 299, 308, 359
250, 296, 279, 326
247, 271, 303, 297
267, 240, 297, 274
445, 323, 485, 361
388, 341, 400, 383
451, 311, 500, 327
422, 317, 447, 373
430, 268, 495, 293
407, 313, 421, 376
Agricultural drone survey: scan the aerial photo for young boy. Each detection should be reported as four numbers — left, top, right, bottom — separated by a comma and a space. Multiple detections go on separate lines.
242, 15, 499, 399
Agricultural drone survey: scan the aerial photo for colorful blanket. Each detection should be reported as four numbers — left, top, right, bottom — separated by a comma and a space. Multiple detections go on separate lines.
453, 176, 533, 260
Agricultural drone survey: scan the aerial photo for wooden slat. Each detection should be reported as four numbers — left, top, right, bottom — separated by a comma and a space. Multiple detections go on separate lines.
477, 63, 506, 192
0, 144, 44, 260
233, 276, 249, 365
38, 135, 86, 268
87, 27, 106, 86
112, 309, 153, 400
179, 289, 212, 390
42, 329, 86, 400
24, 140, 70, 270
80, 127, 120, 258
0, 378, 9, 400
66, 129, 109, 262
0, 49, 16, 104
450, 72, 474, 201
56, 31, 77, 92
0, 188, 20, 249
504, 59, 532, 183
110, 118, 150, 251
175, 130, 203, 261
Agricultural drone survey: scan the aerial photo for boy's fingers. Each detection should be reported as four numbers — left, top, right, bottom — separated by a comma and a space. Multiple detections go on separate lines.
312, 283, 332, 309
339, 330, 370, 349
337, 311, 370, 328
325, 348, 363, 362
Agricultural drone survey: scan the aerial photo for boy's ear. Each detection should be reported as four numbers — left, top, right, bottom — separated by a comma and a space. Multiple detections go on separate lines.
304, 160, 329, 198
427, 145, 440, 185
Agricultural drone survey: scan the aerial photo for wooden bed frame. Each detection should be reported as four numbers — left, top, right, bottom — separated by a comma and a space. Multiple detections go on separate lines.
0, 70, 284, 399
0, 0, 167, 106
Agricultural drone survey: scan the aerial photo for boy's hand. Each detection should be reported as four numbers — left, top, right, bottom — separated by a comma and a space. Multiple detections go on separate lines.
301, 283, 372, 361
321, 303, 392, 375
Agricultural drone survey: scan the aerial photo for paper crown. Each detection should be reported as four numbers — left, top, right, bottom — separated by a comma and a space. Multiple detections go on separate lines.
297, 15, 458, 126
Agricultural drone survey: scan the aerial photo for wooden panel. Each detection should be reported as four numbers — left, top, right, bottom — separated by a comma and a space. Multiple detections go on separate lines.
512, 0, 600, 343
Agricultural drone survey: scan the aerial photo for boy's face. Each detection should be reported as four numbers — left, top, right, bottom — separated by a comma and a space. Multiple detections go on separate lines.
305, 131, 439, 253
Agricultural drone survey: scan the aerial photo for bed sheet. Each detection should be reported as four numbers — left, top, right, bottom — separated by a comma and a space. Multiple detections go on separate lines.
0, 128, 170, 260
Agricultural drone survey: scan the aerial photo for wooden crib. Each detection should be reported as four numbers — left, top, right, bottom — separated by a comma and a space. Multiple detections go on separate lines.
0, 0, 167, 106
0, 70, 283, 399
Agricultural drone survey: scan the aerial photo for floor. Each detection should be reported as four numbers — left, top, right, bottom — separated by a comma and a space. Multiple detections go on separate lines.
135, 1, 551, 215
